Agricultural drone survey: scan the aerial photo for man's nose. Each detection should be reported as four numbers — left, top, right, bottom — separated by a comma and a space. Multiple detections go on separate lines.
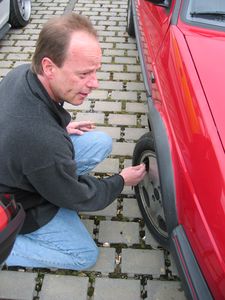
87, 73, 99, 89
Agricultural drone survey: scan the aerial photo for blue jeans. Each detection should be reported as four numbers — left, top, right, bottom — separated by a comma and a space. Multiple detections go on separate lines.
6, 131, 112, 270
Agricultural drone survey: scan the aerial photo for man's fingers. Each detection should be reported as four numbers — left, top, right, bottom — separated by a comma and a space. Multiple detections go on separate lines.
133, 163, 145, 171
77, 121, 95, 129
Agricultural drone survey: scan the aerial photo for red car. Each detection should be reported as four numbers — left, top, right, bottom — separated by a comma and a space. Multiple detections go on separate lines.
128, 0, 225, 299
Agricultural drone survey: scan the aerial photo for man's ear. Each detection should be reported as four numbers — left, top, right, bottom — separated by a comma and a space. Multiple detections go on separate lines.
41, 57, 56, 79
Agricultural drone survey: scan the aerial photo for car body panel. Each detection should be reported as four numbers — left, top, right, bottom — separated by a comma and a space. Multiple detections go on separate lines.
0, 0, 10, 29
132, 0, 225, 298
185, 34, 225, 151
0, 0, 10, 39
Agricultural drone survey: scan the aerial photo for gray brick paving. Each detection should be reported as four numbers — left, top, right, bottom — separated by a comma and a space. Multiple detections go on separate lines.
95, 126, 121, 139
75, 112, 105, 124
121, 249, 165, 276
0, 0, 187, 298
93, 158, 120, 173
146, 281, 186, 300
81, 199, 118, 217
81, 219, 95, 237
108, 113, 137, 126
145, 226, 160, 249
94, 278, 141, 300
124, 127, 148, 140
39, 274, 89, 300
0, 270, 37, 299
98, 220, 139, 244
168, 253, 180, 277
111, 142, 135, 156
88, 247, 115, 273
94, 101, 121, 112
122, 198, 142, 219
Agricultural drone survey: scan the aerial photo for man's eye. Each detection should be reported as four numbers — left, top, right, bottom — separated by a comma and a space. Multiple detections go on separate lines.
80, 73, 88, 78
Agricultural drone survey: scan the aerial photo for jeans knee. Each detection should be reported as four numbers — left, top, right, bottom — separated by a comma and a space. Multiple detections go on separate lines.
96, 131, 112, 154
72, 245, 99, 270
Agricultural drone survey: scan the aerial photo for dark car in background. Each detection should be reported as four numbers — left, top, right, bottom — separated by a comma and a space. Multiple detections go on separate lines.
0, 0, 31, 39
128, 0, 225, 299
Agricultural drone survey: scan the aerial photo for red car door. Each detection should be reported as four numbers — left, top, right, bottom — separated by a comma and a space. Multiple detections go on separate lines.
136, 0, 175, 99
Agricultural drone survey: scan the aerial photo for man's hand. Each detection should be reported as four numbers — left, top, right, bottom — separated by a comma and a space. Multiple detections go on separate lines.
66, 121, 96, 135
120, 163, 146, 186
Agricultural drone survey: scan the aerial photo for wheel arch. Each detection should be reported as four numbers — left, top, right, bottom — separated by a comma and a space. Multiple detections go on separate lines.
147, 98, 178, 236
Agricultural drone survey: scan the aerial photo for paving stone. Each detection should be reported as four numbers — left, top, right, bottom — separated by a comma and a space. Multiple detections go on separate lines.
0, 46, 22, 52
146, 280, 187, 300
141, 114, 148, 126
98, 220, 139, 244
121, 249, 165, 276
123, 198, 142, 219
115, 57, 137, 64
0, 61, 12, 67
39, 274, 89, 300
7, 53, 31, 60
97, 72, 110, 80
126, 102, 148, 113
127, 82, 145, 91
88, 247, 115, 273
112, 142, 135, 156
81, 219, 95, 237
75, 112, 105, 124
64, 100, 91, 111
95, 126, 121, 139
94, 101, 121, 112
0, 270, 37, 300
111, 90, 138, 101
168, 253, 180, 277
101, 64, 123, 72
81, 199, 117, 217
88, 90, 108, 99
15, 40, 37, 46
123, 159, 132, 168
144, 226, 160, 249
124, 127, 148, 140
101, 56, 113, 63
99, 81, 123, 90
98, 30, 116, 37
127, 49, 139, 56
122, 185, 135, 196
94, 278, 141, 300
140, 92, 148, 101
104, 49, 125, 56
127, 65, 142, 72
105, 37, 126, 43
99, 42, 113, 49
108, 114, 136, 126
113, 72, 137, 81
116, 43, 137, 50
93, 158, 119, 173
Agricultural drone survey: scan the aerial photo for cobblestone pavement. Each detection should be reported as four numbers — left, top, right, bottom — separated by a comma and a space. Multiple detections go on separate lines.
0, 0, 187, 299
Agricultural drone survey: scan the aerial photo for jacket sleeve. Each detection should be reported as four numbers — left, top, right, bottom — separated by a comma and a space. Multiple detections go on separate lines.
26, 161, 124, 212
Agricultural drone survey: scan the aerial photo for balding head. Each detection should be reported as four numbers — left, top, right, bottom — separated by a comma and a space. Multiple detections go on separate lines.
32, 13, 98, 74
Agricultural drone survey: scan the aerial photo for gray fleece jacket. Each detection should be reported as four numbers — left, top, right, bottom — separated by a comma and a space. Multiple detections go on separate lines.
0, 64, 124, 233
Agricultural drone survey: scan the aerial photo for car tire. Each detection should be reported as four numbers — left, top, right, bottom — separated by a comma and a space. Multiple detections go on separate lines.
133, 132, 169, 247
9, 0, 31, 28
127, 0, 135, 37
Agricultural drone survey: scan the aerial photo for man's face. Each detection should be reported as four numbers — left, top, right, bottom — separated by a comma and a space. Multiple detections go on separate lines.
47, 32, 102, 105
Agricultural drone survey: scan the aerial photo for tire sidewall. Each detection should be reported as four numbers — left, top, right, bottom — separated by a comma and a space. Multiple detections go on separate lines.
133, 132, 169, 247
10, 0, 31, 28
127, 0, 135, 37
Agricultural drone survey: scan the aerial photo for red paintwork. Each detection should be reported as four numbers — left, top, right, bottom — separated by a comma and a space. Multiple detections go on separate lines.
135, 0, 225, 298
